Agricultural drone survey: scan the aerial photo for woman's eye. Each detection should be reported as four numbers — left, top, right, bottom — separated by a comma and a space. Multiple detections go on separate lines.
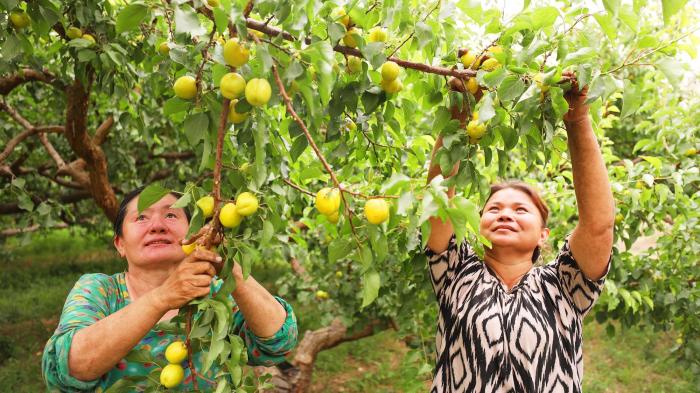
517, 207, 527, 212
166, 213, 177, 218
136, 214, 146, 221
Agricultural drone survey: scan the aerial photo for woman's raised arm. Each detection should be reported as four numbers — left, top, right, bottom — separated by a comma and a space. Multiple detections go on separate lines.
426, 78, 481, 253
563, 73, 615, 281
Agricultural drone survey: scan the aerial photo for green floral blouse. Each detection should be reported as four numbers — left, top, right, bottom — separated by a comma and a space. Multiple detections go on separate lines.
42, 272, 298, 392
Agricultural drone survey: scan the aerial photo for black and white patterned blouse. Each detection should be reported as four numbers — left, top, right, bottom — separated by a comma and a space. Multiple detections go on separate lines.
425, 235, 610, 392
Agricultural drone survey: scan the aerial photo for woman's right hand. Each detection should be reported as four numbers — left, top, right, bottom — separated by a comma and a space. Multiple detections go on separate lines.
153, 249, 222, 311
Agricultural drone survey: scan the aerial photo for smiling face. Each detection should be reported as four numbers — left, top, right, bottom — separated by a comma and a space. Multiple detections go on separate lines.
479, 188, 549, 256
113, 194, 190, 269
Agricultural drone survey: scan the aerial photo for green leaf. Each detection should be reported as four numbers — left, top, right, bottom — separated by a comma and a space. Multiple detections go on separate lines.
497, 75, 526, 101
360, 42, 387, 70
478, 93, 496, 122
170, 192, 192, 209
594, 13, 618, 40
116, 3, 149, 34
163, 97, 190, 116
602, 0, 621, 16
657, 58, 685, 88
137, 183, 170, 213
174, 5, 206, 36
640, 156, 662, 173
529, 6, 558, 29
183, 113, 209, 146
621, 80, 641, 118
329, 238, 353, 263
661, 0, 688, 25
361, 269, 381, 308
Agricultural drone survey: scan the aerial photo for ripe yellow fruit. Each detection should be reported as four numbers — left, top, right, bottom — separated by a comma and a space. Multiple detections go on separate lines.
327, 210, 340, 223
364, 198, 390, 225
487, 45, 503, 55
683, 148, 697, 156
367, 27, 388, 43
315, 290, 330, 300
466, 78, 479, 94
66, 26, 82, 39
615, 214, 623, 225
207, 0, 220, 7
196, 196, 215, 217
315, 188, 341, 215
235, 192, 259, 216
223, 39, 250, 67
228, 99, 249, 124
173, 76, 197, 100
343, 119, 357, 132
165, 341, 188, 364
343, 27, 360, 48
331, 7, 350, 27
160, 364, 185, 388
460, 51, 479, 69
380, 78, 402, 94
158, 42, 170, 56
219, 202, 243, 228
335, 271, 343, 278
81, 34, 96, 46
181, 242, 197, 255
347, 56, 362, 73
380, 61, 400, 82
480, 58, 501, 72
220, 72, 246, 99
245, 78, 272, 107
534, 73, 549, 92
466, 120, 487, 142
10, 11, 31, 29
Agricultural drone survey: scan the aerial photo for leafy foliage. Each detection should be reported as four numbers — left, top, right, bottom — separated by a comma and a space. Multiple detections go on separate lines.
1, 0, 698, 389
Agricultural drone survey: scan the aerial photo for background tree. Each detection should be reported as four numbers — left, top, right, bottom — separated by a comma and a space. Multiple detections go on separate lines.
1, 0, 698, 391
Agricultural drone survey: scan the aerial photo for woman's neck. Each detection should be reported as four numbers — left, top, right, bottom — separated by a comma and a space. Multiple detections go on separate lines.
483, 249, 534, 290
124, 265, 171, 301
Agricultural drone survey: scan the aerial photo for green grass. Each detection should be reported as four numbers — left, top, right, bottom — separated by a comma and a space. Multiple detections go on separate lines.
0, 229, 696, 392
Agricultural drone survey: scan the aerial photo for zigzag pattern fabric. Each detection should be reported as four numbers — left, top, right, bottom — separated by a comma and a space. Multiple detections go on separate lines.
426, 236, 610, 392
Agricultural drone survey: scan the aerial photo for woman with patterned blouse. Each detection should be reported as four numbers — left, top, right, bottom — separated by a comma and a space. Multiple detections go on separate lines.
425, 74, 614, 392
42, 187, 298, 392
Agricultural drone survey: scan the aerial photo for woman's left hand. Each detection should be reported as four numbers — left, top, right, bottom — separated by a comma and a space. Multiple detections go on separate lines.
563, 71, 590, 123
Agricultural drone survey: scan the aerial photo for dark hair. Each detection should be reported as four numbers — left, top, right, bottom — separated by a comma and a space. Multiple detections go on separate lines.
113, 186, 191, 238
483, 181, 550, 263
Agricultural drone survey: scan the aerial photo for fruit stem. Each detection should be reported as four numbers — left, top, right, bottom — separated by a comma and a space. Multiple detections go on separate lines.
186, 307, 199, 390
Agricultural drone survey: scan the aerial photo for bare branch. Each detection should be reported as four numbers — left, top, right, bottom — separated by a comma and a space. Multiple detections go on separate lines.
93, 116, 115, 146
0, 68, 64, 95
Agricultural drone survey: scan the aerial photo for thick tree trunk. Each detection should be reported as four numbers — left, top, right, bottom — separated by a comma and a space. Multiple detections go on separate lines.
254, 318, 388, 393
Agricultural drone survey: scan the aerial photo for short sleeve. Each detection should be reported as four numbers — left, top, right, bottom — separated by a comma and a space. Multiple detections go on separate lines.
424, 234, 478, 299
551, 240, 611, 317
232, 296, 298, 367
42, 273, 113, 392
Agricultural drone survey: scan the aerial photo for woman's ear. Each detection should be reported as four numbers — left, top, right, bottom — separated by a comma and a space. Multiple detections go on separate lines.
113, 236, 126, 258
538, 227, 551, 247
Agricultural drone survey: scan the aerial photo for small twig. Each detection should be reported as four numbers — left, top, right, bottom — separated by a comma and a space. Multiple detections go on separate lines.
388, 0, 441, 58
243, 0, 254, 18
195, 28, 218, 106
282, 178, 315, 197
602, 26, 700, 75
159, 0, 175, 40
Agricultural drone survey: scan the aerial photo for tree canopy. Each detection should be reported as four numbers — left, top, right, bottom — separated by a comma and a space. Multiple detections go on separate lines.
1, 0, 699, 390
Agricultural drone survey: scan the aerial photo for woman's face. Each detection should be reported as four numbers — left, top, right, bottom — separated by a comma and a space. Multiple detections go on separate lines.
114, 194, 190, 268
479, 188, 549, 256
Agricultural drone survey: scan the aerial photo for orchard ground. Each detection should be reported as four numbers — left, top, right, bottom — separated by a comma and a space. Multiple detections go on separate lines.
0, 229, 695, 392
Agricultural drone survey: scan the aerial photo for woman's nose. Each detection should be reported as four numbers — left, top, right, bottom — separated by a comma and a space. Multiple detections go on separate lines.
148, 216, 168, 233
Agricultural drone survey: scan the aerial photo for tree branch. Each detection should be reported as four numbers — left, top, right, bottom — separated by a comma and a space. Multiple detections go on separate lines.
244, 18, 476, 79
0, 68, 64, 95
64, 75, 119, 220
93, 116, 115, 146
